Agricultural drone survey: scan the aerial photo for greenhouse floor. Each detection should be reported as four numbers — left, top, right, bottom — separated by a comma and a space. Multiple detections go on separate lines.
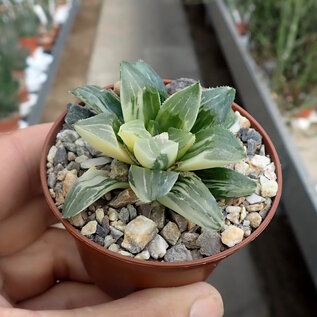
41, 1, 317, 316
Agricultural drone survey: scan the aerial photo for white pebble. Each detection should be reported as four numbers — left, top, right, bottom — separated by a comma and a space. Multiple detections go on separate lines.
246, 193, 265, 204
108, 208, 119, 221
81, 221, 97, 236
135, 250, 150, 260
47, 145, 57, 163
95, 208, 104, 224
246, 212, 262, 228
261, 180, 278, 197
221, 225, 244, 247
250, 155, 270, 169
235, 161, 250, 175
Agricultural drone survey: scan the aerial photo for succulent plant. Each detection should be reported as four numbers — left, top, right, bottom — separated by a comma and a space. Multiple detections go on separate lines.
62, 61, 256, 230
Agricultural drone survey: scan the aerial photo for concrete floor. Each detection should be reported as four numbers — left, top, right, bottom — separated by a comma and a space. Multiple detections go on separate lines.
42, 0, 317, 315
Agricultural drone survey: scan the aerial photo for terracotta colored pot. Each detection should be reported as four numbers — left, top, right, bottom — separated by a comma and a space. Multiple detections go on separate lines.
19, 37, 38, 55
40, 81, 282, 299
0, 113, 20, 133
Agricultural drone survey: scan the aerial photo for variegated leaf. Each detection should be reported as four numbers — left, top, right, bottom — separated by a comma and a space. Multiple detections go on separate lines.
133, 136, 178, 170
178, 126, 246, 171
168, 127, 195, 160
155, 82, 201, 132
120, 61, 161, 124
63, 168, 129, 218
135, 60, 168, 102
74, 114, 133, 164
191, 86, 235, 132
224, 109, 237, 129
71, 85, 123, 122
147, 119, 160, 136
196, 167, 256, 198
118, 119, 151, 152
129, 166, 179, 203
158, 173, 224, 230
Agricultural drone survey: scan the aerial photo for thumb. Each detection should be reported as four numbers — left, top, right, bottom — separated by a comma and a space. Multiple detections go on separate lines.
42, 282, 223, 317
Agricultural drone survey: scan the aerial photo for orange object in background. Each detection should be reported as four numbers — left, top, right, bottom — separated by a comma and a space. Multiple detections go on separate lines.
19, 37, 39, 55
0, 114, 20, 133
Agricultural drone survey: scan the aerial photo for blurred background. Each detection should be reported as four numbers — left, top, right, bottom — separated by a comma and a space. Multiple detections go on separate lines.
1, 0, 317, 315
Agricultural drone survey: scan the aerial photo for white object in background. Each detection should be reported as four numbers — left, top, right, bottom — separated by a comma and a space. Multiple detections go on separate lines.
19, 120, 29, 129
25, 67, 47, 92
19, 94, 38, 117
293, 118, 311, 130
33, 4, 48, 26
54, 2, 71, 25
27, 47, 53, 72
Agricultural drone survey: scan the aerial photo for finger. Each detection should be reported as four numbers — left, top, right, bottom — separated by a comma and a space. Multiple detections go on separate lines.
0, 123, 52, 221
33, 282, 223, 317
17, 282, 111, 310
0, 195, 57, 256
0, 228, 91, 303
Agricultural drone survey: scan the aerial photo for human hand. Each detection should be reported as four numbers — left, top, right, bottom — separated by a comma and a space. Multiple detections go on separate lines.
0, 124, 223, 316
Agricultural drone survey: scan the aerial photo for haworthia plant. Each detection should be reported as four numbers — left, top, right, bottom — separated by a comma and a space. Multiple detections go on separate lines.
63, 60, 256, 230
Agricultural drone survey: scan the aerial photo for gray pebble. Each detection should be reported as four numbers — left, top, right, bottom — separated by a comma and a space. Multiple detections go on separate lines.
104, 235, 116, 248
110, 226, 124, 241
101, 215, 110, 235
181, 232, 199, 249
76, 146, 91, 158
108, 243, 120, 252
247, 128, 262, 145
93, 235, 104, 247
191, 249, 203, 260
137, 203, 152, 218
161, 222, 181, 246
96, 224, 106, 238
109, 159, 129, 181
127, 204, 137, 220
166, 78, 197, 95
197, 229, 223, 256
53, 145, 67, 166
57, 129, 79, 143
164, 243, 192, 262
150, 203, 166, 230
63, 142, 77, 153
65, 103, 94, 126
247, 139, 257, 156
67, 161, 80, 172
67, 152, 76, 161
47, 173, 56, 188
75, 155, 89, 164
119, 207, 130, 224
169, 211, 188, 233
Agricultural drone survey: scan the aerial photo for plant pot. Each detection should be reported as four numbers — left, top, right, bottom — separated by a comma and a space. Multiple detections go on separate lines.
19, 37, 38, 55
40, 81, 282, 299
0, 113, 20, 133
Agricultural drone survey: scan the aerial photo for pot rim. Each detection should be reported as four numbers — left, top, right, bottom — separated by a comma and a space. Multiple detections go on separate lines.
40, 80, 282, 269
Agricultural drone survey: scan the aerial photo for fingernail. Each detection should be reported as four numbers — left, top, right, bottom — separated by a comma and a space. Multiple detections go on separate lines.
190, 294, 224, 317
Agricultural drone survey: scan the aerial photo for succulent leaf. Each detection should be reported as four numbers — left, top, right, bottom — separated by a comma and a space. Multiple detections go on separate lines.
71, 85, 123, 122
63, 168, 129, 218
118, 119, 151, 152
191, 86, 235, 133
196, 167, 256, 198
129, 166, 179, 203
168, 127, 196, 160
74, 114, 133, 164
178, 126, 246, 171
135, 60, 168, 102
155, 82, 201, 132
224, 109, 238, 129
158, 173, 224, 230
120, 61, 161, 125
133, 136, 178, 170
146, 119, 160, 136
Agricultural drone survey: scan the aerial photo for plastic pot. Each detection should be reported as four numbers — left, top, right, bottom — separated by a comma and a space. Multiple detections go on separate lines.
40, 81, 282, 299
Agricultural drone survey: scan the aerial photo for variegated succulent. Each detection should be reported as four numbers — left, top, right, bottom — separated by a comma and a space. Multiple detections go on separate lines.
62, 61, 256, 230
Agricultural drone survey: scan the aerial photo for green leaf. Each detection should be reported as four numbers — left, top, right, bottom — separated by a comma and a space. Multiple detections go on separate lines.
147, 119, 160, 136
155, 82, 201, 132
135, 60, 168, 102
133, 135, 178, 170
71, 85, 123, 122
178, 126, 246, 171
74, 114, 133, 164
196, 167, 257, 198
168, 127, 195, 160
118, 119, 151, 152
191, 86, 235, 133
129, 166, 179, 203
158, 173, 224, 230
63, 168, 129, 218
223, 109, 237, 129
120, 61, 161, 124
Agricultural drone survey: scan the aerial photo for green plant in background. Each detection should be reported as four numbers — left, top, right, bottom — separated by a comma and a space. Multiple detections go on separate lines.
14, 2, 40, 38
0, 54, 19, 119
62, 61, 256, 230
227, 0, 317, 112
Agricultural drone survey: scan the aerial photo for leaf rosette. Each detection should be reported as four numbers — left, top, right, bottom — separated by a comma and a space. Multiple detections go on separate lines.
62, 61, 257, 230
